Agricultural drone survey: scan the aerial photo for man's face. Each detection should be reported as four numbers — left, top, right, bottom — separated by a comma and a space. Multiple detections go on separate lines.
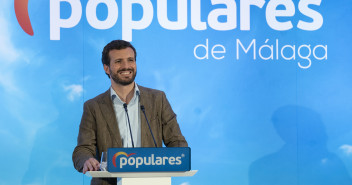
104, 48, 137, 86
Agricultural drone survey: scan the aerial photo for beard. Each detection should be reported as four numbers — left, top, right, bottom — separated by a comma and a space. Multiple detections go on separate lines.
110, 68, 137, 86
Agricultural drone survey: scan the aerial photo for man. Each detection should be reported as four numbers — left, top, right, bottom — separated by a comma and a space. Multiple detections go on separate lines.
72, 40, 188, 185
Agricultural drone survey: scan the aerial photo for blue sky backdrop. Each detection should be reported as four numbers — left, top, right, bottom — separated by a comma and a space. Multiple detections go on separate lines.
0, 0, 351, 185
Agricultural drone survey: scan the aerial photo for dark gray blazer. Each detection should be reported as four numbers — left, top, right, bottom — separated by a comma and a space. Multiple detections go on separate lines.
72, 85, 188, 185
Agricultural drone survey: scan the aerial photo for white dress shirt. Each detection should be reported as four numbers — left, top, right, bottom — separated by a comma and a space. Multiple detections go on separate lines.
110, 83, 141, 147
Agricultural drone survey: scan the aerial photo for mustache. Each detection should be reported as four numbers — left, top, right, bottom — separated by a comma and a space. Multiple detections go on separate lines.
117, 68, 134, 73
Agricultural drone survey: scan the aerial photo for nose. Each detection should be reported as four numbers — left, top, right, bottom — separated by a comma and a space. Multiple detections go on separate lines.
120, 60, 130, 69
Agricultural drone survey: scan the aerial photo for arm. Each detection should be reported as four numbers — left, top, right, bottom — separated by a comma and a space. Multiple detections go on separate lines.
72, 101, 99, 173
160, 92, 188, 147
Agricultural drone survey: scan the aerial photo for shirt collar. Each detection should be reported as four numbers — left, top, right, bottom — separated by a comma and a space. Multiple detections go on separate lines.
111, 82, 140, 104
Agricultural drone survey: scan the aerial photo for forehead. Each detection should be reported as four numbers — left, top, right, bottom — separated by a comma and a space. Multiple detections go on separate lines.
109, 47, 135, 60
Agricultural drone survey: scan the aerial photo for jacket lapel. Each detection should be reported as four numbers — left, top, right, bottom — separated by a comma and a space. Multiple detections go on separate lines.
139, 86, 155, 147
98, 90, 122, 147
139, 87, 147, 147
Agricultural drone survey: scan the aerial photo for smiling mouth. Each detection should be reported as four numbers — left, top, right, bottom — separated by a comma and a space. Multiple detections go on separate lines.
119, 70, 132, 75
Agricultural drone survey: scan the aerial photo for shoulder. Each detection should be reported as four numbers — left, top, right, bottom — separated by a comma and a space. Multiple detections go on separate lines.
84, 89, 110, 107
138, 85, 169, 106
138, 85, 165, 96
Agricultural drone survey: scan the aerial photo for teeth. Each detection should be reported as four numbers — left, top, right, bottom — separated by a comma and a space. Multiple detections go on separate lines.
120, 71, 131, 75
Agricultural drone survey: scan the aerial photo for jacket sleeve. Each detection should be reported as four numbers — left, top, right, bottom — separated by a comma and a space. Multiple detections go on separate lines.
160, 92, 188, 147
72, 101, 97, 172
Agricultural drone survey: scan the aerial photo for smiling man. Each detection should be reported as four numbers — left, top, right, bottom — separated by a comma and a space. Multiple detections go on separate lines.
72, 40, 188, 185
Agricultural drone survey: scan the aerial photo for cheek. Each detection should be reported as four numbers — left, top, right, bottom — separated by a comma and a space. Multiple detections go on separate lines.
110, 64, 121, 71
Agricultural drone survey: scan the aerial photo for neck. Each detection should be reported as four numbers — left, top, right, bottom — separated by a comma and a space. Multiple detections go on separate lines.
111, 81, 135, 104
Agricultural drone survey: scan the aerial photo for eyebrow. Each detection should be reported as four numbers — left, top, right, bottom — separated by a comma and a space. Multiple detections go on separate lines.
113, 57, 135, 61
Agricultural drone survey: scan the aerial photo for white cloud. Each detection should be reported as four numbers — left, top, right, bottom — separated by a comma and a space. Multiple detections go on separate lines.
339, 144, 352, 156
0, 71, 20, 94
180, 182, 190, 185
0, 129, 20, 145
64, 84, 83, 101
321, 158, 328, 164
0, 2, 20, 92
0, 4, 20, 63
153, 70, 166, 91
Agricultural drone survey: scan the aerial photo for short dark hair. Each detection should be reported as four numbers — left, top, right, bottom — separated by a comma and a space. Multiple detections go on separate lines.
101, 40, 137, 66
101, 40, 137, 78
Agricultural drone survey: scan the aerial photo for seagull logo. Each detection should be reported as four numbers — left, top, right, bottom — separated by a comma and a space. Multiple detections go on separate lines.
112, 152, 136, 167
14, 0, 34, 36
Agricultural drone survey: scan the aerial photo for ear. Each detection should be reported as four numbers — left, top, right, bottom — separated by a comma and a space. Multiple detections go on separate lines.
103, 64, 110, 76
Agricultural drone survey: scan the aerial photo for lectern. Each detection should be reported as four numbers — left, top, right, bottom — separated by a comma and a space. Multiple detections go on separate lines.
85, 147, 197, 185
86, 170, 198, 185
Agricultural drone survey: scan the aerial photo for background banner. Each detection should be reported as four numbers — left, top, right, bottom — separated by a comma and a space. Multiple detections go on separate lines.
0, 0, 351, 185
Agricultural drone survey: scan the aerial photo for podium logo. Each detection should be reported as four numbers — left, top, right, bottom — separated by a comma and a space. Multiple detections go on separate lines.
15, 0, 34, 36
112, 151, 182, 169
112, 152, 136, 168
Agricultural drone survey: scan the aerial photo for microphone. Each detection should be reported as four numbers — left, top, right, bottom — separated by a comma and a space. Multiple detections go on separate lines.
140, 105, 158, 147
137, 91, 157, 147
123, 103, 135, 148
